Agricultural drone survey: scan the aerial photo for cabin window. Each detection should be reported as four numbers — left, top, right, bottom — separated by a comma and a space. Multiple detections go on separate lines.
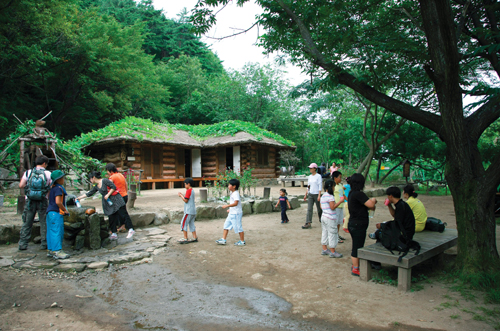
257, 148, 269, 166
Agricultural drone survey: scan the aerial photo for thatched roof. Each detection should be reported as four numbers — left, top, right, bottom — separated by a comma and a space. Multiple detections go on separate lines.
88, 129, 295, 149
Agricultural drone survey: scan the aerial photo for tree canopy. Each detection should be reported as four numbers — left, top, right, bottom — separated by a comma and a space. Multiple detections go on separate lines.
191, 0, 500, 273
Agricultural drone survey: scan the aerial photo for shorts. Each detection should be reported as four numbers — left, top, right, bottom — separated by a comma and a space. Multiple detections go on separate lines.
223, 213, 243, 233
336, 207, 344, 226
181, 214, 196, 232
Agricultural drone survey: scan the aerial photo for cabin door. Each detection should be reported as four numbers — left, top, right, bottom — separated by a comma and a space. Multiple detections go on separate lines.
217, 148, 225, 173
176, 148, 185, 178
233, 146, 241, 174
142, 146, 152, 178
191, 149, 202, 177
152, 146, 162, 178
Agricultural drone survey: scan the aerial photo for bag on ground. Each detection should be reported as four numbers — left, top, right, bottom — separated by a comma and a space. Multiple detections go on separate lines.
425, 217, 447, 233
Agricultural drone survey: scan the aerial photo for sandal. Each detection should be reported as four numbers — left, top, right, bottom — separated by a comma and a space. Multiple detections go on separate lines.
188, 238, 198, 243
338, 239, 344, 244
178, 238, 189, 244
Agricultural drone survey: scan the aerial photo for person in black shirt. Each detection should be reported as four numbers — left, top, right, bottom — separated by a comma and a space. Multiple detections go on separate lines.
347, 173, 377, 277
371, 186, 416, 243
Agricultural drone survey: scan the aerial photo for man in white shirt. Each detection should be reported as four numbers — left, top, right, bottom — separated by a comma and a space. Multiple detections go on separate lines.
18, 155, 52, 250
302, 163, 323, 229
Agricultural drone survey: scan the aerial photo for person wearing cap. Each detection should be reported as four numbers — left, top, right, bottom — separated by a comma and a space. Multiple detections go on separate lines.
46, 170, 70, 259
302, 163, 323, 229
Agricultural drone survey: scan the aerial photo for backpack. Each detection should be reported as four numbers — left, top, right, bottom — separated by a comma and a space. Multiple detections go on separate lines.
425, 217, 447, 233
25, 169, 50, 201
379, 218, 421, 262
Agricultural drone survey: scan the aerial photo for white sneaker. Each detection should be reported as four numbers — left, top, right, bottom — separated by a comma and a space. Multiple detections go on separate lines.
53, 250, 70, 259
215, 238, 226, 245
126, 229, 135, 239
109, 233, 118, 240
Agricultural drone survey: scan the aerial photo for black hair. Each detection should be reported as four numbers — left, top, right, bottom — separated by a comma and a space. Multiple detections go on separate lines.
184, 178, 195, 186
346, 176, 351, 184
321, 162, 326, 166
89, 171, 102, 179
332, 171, 342, 179
35, 155, 49, 166
280, 188, 287, 195
403, 184, 418, 198
228, 178, 240, 189
350, 173, 365, 192
324, 179, 335, 195
105, 163, 118, 173
386, 186, 401, 199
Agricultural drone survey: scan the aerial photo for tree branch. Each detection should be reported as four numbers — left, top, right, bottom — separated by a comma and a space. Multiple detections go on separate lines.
466, 97, 500, 141
275, 0, 442, 133
204, 22, 258, 40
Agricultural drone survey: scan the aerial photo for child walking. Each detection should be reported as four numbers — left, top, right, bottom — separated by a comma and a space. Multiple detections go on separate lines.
178, 178, 198, 244
320, 180, 343, 258
216, 179, 245, 246
275, 188, 292, 223
46, 170, 70, 259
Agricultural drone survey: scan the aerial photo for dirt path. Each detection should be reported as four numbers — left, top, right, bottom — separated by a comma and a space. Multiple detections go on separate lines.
1, 184, 499, 330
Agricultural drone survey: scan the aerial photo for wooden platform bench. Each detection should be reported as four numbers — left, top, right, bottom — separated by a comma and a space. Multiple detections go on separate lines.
358, 229, 458, 291
141, 177, 217, 190
279, 177, 308, 187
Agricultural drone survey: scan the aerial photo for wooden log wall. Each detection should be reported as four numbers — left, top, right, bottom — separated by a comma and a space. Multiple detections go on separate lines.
201, 148, 217, 177
162, 145, 176, 179
130, 143, 142, 171
240, 145, 251, 173
248, 145, 278, 179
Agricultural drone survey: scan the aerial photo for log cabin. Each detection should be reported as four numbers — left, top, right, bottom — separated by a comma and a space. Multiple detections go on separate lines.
84, 125, 295, 190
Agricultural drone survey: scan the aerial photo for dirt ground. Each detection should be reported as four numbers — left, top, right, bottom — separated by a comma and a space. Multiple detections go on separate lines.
1, 184, 499, 331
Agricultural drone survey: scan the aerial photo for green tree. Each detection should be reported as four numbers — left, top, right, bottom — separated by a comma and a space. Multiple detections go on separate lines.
192, 0, 500, 273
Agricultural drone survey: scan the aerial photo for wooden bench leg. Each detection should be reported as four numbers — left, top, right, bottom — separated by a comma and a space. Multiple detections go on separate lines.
398, 267, 412, 291
152, 182, 156, 190
199, 180, 203, 187
300, 181, 304, 187
281, 181, 285, 188
359, 259, 371, 281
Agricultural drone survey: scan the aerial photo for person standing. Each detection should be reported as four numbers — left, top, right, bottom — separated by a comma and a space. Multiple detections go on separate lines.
178, 178, 198, 243
302, 163, 323, 229
105, 163, 135, 238
275, 188, 292, 223
320, 180, 343, 258
18, 155, 52, 251
216, 179, 245, 246
77, 172, 131, 240
332, 171, 346, 243
342, 176, 352, 233
46, 170, 70, 259
347, 173, 377, 277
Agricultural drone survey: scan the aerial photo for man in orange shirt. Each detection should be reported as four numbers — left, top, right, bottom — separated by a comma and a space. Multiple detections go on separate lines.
106, 163, 135, 238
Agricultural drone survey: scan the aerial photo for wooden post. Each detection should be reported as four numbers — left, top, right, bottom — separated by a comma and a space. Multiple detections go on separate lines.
397, 267, 412, 292
200, 188, 208, 202
359, 259, 372, 281
17, 141, 25, 214
127, 184, 137, 209
263, 187, 271, 199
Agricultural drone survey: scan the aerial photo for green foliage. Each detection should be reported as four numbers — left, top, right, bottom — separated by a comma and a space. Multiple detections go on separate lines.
207, 168, 258, 199
175, 120, 294, 147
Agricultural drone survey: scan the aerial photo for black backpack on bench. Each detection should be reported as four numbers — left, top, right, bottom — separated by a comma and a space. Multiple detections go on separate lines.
379, 214, 421, 262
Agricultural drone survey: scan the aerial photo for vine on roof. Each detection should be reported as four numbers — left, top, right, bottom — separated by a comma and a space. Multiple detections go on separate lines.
174, 120, 294, 146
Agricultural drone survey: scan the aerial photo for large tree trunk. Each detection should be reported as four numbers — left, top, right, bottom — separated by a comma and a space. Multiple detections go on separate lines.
420, 0, 499, 271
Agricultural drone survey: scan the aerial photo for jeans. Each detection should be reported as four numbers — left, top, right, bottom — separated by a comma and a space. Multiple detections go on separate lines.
305, 194, 322, 224
19, 199, 48, 248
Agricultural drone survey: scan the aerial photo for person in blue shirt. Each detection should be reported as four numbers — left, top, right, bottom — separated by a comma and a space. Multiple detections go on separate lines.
46, 170, 70, 259
342, 176, 351, 233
